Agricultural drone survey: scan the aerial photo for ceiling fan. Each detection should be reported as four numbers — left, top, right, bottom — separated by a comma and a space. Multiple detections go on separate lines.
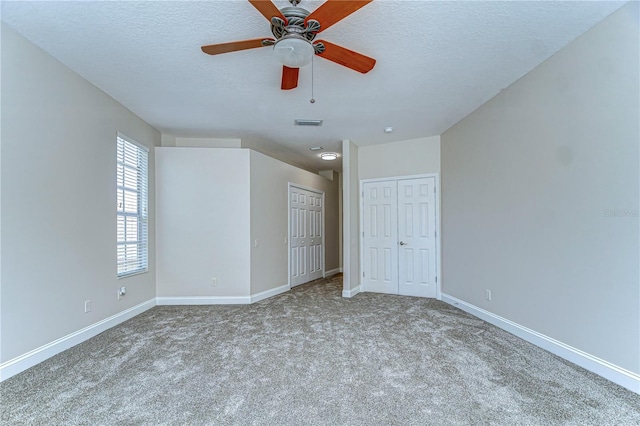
201, 0, 376, 90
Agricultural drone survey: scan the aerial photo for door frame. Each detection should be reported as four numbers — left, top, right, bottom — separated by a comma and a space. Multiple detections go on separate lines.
288, 183, 326, 289
359, 173, 442, 299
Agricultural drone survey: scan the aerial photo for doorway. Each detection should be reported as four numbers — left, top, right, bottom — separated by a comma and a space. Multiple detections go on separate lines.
289, 184, 324, 287
361, 175, 439, 298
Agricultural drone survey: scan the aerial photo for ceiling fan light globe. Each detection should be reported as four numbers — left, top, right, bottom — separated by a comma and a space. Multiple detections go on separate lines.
273, 37, 314, 68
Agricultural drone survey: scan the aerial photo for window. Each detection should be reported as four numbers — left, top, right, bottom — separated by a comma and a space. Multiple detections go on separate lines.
116, 134, 148, 277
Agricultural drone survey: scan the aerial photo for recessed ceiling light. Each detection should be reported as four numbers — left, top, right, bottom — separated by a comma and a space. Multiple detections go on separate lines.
309, 146, 323, 151
384, 127, 393, 133
320, 152, 338, 161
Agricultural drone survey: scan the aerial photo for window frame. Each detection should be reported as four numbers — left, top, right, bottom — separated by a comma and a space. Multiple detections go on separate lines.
116, 132, 149, 278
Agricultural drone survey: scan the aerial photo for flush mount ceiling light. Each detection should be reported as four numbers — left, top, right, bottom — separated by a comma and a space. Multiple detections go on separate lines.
320, 152, 338, 161
273, 35, 315, 68
384, 127, 394, 133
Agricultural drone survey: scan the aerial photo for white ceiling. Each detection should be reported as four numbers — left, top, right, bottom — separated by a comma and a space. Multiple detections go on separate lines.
1, 0, 625, 172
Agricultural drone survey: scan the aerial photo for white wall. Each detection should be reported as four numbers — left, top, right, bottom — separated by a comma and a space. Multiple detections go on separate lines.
0, 23, 4, 363
155, 148, 251, 298
342, 140, 360, 294
156, 148, 338, 299
359, 136, 441, 179
249, 151, 340, 295
338, 172, 343, 271
441, 3, 639, 374
1, 24, 160, 362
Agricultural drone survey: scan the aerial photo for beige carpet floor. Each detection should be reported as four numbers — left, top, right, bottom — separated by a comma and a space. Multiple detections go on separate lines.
2, 275, 639, 425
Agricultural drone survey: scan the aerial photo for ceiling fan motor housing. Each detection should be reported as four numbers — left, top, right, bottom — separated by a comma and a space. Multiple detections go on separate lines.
271, 7, 319, 42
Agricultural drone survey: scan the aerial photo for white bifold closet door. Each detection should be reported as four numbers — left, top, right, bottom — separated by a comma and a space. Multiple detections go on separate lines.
363, 177, 437, 298
290, 186, 323, 287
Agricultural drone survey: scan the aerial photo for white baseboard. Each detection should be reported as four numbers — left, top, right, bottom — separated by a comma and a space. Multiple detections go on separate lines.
0, 298, 156, 382
156, 296, 251, 305
157, 286, 291, 306
1, 285, 293, 381
342, 286, 360, 298
325, 268, 343, 277
441, 293, 640, 394
251, 284, 289, 303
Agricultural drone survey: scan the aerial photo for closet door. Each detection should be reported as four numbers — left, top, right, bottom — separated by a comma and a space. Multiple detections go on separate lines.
397, 178, 437, 298
290, 186, 324, 287
361, 176, 438, 298
290, 187, 308, 287
307, 191, 323, 282
362, 181, 398, 294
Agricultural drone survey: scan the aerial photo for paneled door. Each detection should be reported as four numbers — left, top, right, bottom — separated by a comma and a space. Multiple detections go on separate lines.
362, 180, 398, 294
290, 185, 324, 287
397, 178, 437, 297
362, 176, 438, 298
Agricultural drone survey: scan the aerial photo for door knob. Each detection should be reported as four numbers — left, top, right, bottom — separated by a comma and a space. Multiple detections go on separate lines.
399, 241, 407, 246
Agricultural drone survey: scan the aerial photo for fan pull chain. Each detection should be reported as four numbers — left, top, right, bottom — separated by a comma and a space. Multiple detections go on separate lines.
310, 53, 316, 104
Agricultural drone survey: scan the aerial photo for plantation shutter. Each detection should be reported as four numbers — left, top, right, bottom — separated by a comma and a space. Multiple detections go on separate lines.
116, 134, 149, 277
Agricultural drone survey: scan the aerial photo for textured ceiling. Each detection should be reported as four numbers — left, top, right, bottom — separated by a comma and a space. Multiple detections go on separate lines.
1, 0, 625, 172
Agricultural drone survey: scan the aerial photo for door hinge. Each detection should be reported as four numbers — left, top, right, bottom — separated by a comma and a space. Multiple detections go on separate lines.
435, 276, 438, 283
362, 231, 364, 237
363, 271, 365, 277
435, 230, 437, 238
434, 186, 436, 194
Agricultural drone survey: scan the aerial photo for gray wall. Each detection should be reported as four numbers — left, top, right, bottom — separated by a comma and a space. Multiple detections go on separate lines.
249, 151, 340, 294
441, 3, 639, 373
1, 24, 160, 362
358, 136, 441, 179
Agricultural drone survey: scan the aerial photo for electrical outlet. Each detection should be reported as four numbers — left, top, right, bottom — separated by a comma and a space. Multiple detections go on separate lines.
117, 286, 126, 300
485, 290, 492, 301
211, 278, 217, 287
84, 300, 91, 313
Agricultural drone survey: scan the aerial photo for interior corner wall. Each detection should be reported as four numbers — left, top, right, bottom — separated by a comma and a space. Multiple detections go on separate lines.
174, 137, 241, 148
155, 148, 251, 298
161, 133, 177, 147
338, 172, 343, 271
1, 24, 160, 363
342, 140, 360, 293
249, 150, 340, 295
441, 3, 639, 374
358, 136, 441, 179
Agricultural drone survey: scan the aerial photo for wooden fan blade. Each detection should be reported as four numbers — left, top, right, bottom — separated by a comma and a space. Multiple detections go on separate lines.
315, 40, 376, 73
306, 0, 372, 33
201, 38, 274, 55
248, 0, 287, 23
281, 66, 299, 90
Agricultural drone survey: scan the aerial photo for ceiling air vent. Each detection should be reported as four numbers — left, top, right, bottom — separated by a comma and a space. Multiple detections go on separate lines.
294, 119, 323, 127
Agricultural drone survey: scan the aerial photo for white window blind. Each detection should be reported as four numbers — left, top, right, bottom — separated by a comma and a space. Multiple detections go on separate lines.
116, 134, 148, 277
